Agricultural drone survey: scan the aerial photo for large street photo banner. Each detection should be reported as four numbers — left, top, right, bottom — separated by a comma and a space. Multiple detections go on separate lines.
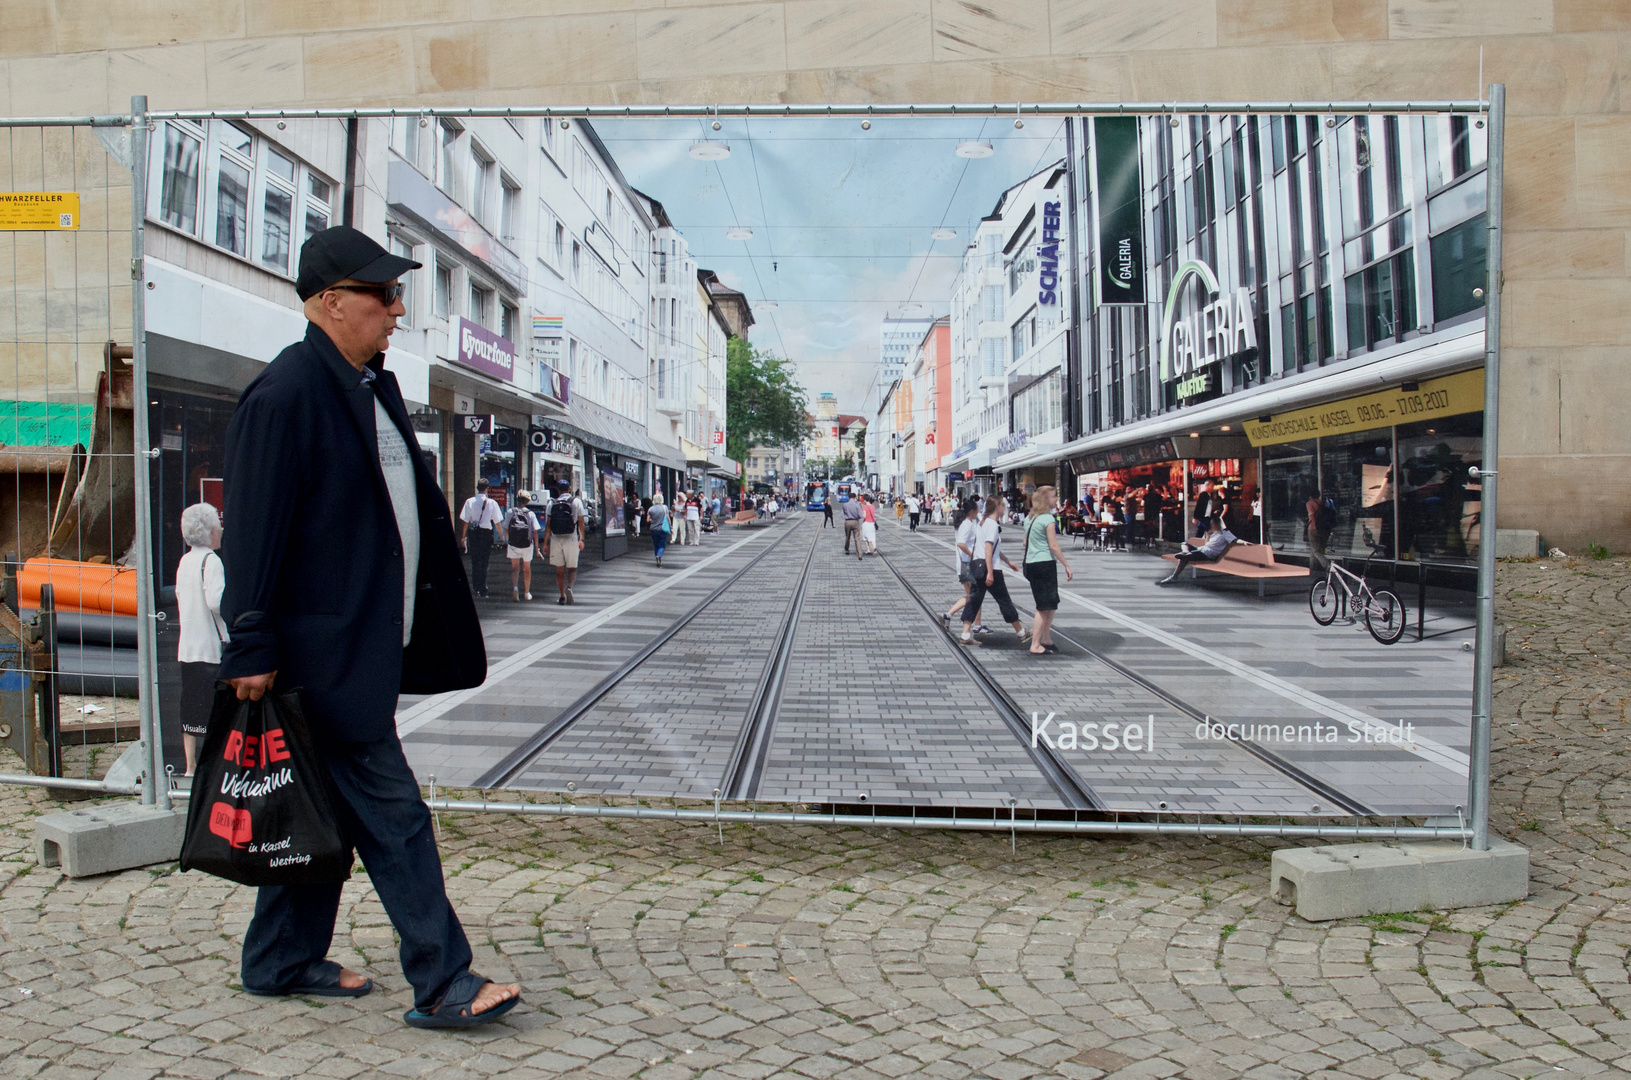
136, 108, 1485, 820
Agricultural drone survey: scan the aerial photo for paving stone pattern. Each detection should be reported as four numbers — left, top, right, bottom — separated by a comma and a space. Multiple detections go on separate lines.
881, 521, 1473, 816
871, 537, 1337, 816
401, 524, 793, 787
3, 557, 1631, 1079
507, 519, 822, 797
750, 525, 1063, 808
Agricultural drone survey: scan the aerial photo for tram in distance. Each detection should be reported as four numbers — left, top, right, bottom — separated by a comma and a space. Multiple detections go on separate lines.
805, 478, 859, 510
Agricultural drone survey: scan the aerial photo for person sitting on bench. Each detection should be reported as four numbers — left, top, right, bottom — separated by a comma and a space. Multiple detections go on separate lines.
1157, 513, 1237, 585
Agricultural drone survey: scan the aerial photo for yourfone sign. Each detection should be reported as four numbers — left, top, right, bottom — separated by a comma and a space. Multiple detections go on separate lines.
1159, 261, 1255, 404
455, 317, 516, 383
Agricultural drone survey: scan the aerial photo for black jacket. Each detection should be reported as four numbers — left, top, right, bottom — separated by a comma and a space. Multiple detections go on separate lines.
218, 323, 486, 741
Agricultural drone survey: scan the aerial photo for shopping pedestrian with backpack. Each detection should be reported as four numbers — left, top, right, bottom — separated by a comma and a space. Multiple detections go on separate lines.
545, 478, 584, 605
503, 491, 541, 602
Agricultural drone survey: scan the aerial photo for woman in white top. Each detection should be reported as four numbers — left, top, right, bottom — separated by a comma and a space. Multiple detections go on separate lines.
175, 502, 228, 776
942, 497, 983, 630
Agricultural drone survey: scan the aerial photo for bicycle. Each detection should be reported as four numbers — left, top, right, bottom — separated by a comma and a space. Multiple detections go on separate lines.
1308, 534, 1407, 645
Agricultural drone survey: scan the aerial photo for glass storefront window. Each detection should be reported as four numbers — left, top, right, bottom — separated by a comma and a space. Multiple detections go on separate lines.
1319, 428, 1395, 560
1263, 440, 1316, 553
1431, 214, 1486, 323
1397, 412, 1482, 563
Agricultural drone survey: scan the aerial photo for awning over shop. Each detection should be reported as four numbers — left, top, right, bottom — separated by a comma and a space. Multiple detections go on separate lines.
679, 437, 711, 468
994, 443, 1061, 472
428, 360, 561, 429
1000, 328, 1485, 471
544, 394, 685, 471
706, 455, 741, 480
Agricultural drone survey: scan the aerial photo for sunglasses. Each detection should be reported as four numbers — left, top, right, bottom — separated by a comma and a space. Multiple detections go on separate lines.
329, 282, 405, 305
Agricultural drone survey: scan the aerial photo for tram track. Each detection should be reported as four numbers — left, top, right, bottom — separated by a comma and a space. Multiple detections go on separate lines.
880, 525, 1375, 817
720, 524, 822, 800
873, 547, 1103, 812
475, 518, 816, 790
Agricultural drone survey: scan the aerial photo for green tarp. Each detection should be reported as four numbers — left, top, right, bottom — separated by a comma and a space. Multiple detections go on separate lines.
0, 400, 95, 448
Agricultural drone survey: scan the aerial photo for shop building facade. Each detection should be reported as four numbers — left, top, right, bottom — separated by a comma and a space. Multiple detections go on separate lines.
944, 164, 1071, 504
1000, 112, 1488, 570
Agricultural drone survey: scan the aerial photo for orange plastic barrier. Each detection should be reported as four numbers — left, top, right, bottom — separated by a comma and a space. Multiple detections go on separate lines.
17, 558, 140, 616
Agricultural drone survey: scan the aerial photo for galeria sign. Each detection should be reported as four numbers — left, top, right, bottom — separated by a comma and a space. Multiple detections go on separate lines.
1159, 260, 1256, 383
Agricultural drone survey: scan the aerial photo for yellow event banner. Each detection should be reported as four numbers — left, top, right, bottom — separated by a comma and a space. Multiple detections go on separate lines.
0, 192, 80, 230
1243, 368, 1485, 447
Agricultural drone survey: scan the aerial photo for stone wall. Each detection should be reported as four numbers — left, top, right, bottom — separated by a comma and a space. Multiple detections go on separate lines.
0, 1, 1625, 547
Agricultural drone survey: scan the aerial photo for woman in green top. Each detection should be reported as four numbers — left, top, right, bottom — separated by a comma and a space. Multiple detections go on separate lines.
1022, 485, 1074, 655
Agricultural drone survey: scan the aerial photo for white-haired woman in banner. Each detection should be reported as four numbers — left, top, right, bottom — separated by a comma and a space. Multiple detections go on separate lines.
175, 501, 228, 776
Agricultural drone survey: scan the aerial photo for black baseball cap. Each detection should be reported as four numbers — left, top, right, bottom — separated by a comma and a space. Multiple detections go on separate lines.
296, 226, 422, 301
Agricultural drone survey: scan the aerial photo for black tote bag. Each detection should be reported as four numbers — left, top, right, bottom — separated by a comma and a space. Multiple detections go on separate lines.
180, 686, 353, 886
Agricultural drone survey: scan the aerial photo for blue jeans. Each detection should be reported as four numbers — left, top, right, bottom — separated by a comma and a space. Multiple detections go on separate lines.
240, 735, 471, 1011
653, 525, 668, 560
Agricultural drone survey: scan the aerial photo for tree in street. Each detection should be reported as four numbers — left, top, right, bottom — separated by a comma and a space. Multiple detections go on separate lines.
805, 454, 856, 479
726, 337, 811, 466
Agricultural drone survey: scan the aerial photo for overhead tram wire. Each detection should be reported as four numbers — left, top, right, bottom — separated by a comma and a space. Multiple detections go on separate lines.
705, 118, 793, 364
895, 115, 988, 320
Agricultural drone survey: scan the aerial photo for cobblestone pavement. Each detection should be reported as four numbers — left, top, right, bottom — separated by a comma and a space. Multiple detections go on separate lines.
3, 556, 1631, 1080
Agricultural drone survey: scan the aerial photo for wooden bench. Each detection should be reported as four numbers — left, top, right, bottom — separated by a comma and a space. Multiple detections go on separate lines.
726, 509, 761, 526
1161, 541, 1309, 597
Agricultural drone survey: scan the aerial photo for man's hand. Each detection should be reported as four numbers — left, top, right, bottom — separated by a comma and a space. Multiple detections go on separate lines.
228, 671, 277, 701
577, 539, 584, 551
985, 572, 994, 586
1064, 565, 1074, 582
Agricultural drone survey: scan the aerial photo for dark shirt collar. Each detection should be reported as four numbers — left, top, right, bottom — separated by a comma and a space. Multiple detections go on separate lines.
305, 321, 385, 389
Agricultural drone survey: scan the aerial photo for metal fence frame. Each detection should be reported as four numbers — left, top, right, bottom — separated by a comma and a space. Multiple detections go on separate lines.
0, 92, 1504, 847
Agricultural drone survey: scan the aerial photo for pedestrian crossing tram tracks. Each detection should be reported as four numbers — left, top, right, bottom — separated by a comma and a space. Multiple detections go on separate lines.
475, 518, 822, 792
878, 535, 1375, 818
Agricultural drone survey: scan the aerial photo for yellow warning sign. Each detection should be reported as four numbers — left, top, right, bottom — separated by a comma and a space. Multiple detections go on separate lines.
0, 192, 80, 230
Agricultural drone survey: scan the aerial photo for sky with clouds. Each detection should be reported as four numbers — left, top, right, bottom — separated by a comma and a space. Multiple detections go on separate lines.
594, 116, 1066, 418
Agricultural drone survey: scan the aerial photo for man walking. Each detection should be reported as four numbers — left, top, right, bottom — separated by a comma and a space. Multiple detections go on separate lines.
545, 478, 584, 604
823, 492, 834, 528
842, 492, 864, 558
457, 479, 502, 597
905, 491, 921, 531
218, 226, 519, 1028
